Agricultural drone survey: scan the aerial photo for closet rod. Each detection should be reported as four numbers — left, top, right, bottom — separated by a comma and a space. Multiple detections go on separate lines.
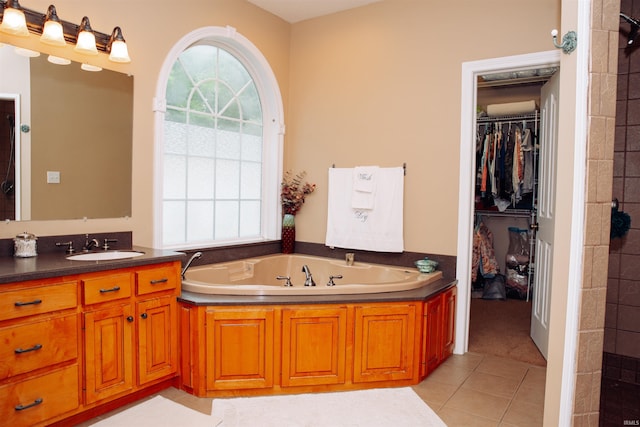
475, 209, 532, 219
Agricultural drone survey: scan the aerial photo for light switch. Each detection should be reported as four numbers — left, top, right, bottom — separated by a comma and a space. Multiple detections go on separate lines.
47, 171, 60, 184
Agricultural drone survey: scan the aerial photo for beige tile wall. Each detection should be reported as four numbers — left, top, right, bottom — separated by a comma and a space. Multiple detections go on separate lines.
574, 0, 620, 424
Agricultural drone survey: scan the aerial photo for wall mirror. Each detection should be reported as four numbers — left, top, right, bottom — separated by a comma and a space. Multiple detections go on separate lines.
0, 44, 133, 221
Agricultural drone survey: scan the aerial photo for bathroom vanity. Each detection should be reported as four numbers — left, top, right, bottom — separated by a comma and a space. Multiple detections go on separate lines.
0, 249, 184, 427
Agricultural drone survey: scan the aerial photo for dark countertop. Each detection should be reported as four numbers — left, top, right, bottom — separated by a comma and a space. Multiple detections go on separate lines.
0, 246, 187, 284
178, 277, 457, 306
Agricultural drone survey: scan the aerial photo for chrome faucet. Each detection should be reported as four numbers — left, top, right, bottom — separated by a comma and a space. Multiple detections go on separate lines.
302, 265, 316, 287
84, 234, 100, 252
181, 252, 203, 279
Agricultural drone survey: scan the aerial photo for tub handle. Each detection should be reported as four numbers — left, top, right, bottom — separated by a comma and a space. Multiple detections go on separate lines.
327, 275, 343, 287
276, 275, 293, 287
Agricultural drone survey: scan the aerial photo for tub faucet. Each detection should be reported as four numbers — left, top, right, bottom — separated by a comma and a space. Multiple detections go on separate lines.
181, 252, 203, 279
302, 265, 316, 287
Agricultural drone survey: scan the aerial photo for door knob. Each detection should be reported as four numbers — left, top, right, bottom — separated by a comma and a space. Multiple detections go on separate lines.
126, 316, 134, 322
140, 313, 148, 319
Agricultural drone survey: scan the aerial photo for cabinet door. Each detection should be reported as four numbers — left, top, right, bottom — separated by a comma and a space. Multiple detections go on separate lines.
442, 286, 457, 359
281, 306, 347, 387
84, 304, 134, 403
205, 308, 275, 390
424, 296, 443, 375
353, 304, 417, 383
137, 296, 177, 385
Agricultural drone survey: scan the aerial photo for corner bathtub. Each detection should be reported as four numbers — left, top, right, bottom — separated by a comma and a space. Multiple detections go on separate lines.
181, 254, 442, 296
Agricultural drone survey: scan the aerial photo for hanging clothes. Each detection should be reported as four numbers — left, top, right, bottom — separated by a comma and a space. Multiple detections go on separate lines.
471, 220, 500, 283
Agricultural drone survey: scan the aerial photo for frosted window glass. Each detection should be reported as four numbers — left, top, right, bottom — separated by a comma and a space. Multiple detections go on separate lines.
163, 154, 186, 199
215, 201, 239, 239
216, 159, 239, 199
242, 134, 262, 161
217, 128, 241, 159
164, 121, 187, 155
187, 157, 215, 199
187, 201, 214, 241
188, 125, 216, 157
241, 162, 261, 199
163, 201, 186, 244
240, 201, 261, 236
163, 42, 267, 247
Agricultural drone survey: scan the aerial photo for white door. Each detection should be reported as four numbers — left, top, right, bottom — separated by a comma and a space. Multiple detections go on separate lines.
530, 71, 559, 359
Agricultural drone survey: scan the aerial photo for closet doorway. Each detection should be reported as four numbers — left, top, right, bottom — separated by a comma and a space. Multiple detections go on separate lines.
456, 51, 561, 366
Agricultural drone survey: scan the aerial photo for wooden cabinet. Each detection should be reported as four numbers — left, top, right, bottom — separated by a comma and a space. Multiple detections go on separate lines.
421, 286, 457, 378
137, 295, 178, 385
281, 306, 347, 387
353, 303, 419, 383
83, 263, 180, 404
443, 286, 457, 359
0, 260, 181, 425
423, 294, 443, 376
84, 303, 134, 403
205, 307, 275, 390
0, 279, 80, 427
179, 292, 457, 398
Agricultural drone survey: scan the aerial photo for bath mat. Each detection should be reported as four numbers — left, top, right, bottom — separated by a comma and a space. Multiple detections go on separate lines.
211, 387, 447, 427
90, 395, 216, 427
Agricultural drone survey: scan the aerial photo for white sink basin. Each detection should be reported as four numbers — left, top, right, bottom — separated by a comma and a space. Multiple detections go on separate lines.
67, 251, 145, 261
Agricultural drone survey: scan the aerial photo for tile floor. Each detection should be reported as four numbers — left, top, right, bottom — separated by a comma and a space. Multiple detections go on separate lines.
413, 352, 545, 426
79, 351, 545, 427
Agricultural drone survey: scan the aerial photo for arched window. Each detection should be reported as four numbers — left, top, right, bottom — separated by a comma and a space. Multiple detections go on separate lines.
154, 27, 283, 249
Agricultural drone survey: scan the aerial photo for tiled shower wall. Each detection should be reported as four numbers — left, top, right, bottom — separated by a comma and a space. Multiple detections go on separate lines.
601, 0, 640, 424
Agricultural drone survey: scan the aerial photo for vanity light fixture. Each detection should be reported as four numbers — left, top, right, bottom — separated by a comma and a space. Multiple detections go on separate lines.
0, 0, 29, 36
0, 1, 132, 62
74, 16, 98, 55
107, 26, 130, 63
39, 4, 65, 46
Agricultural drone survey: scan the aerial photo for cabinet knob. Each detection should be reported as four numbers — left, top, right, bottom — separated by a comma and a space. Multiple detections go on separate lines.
126, 316, 134, 323
140, 313, 148, 319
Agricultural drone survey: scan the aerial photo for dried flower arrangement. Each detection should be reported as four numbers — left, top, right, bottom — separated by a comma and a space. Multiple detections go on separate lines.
281, 170, 316, 215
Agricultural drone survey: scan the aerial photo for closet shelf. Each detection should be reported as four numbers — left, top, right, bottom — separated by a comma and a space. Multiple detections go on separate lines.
476, 209, 533, 219
477, 112, 539, 124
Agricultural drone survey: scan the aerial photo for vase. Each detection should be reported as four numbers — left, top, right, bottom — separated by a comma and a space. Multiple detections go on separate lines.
282, 213, 295, 254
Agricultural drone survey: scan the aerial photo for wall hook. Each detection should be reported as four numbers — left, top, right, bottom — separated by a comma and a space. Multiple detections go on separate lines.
551, 29, 577, 54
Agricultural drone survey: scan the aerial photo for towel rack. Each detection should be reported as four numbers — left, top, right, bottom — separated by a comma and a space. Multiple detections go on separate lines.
331, 163, 407, 176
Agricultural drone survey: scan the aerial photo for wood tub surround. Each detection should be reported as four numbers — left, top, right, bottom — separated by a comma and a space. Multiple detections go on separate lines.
178, 284, 457, 397
0, 252, 183, 427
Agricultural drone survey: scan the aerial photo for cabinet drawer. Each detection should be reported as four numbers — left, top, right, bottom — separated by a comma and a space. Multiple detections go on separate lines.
137, 266, 178, 295
83, 273, 132, 305
0, 282, 78, 322
0, 314, 78, 380
0, 365, 79, 427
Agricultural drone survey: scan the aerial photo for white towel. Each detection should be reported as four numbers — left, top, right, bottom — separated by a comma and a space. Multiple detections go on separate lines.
352, 166, 378, 209
353, 166, 378, 192
326, 167, 404, 252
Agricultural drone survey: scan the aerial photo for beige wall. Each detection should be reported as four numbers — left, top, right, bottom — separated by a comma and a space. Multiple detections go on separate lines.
287, 0, 559, 254
0, 0, 290, 241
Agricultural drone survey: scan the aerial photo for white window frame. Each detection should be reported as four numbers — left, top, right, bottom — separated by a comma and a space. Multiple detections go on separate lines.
153, 26, 284, 249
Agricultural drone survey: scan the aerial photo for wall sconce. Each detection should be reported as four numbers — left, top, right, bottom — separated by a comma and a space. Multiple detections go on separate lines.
0, 0, 131, 63
107, 26, 130, 63
74, 16, 97, 55
0, 0, 29, 36
40, 4, 64, 46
